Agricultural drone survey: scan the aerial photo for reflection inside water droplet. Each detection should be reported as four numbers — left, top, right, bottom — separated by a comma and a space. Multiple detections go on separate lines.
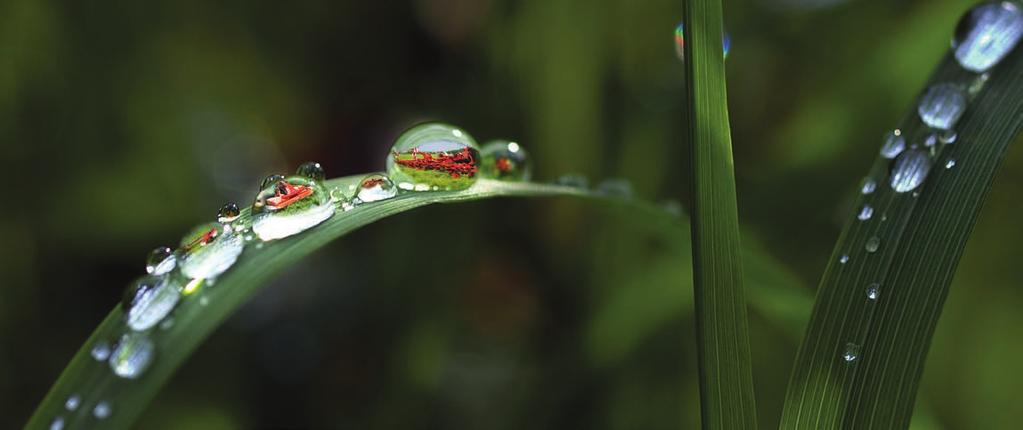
945, 159, 957, 169
145, 247, 176, 276
93, 402, 111, 419
918, 83, 967, 130
296, 161, 326, 182
178, 223, 245, 279
867, 283, 880, 301
480, 140, 532, 181
889, 149, 932, 193
91, 342, 111, 361
880, 129, 905, 159
354, 173, 398, 203
109, 333, 155, 379
861, 178, 877, 194
217, 203, 240, 223
839, 255, 850, 264
251, 175, 335, 241
865, 236, 881, 253
387, 123, 481, 191
953, 1, 1023, 72
858, 205, 874, 221
122, 275, 181, 331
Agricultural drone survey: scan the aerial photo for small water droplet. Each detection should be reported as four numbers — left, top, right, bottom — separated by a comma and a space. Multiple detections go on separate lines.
922, 133, 938, 147
939, 130, 958, 144
556, 174, 589, 188
861, 178, 877, 194
217, 203, 240, 223
596, 179, 634, 199
65, 394, 81, 411
865, 236, 881, 253
93, 401, 111, 419
945, 159, 957, 169
839, 255, 850, 264
969, 72, 991, 96
953, 1, 1023, 72
91, 342, 111, 361
122, 275, 181, 331
49, 417, 64, 430
880, 129, 906, 159
159, 318, 174, 330
178, 223, 245, 279
109, 333, 154, 379
386, 123, 481, 191
889, 149, 932, 193
674, 22, 731, 60
479, 140, 532, 181
918, 83, 967, 130
867, 283, 880, 301
354, 173, 398, 203
295, 161, 326, 182
843, 343, 861, 362
145, 247, 176, 276
251, 175, 335, 241
260, 174, 285, 189
881, 214, 888, 222
857, 205, 874, 221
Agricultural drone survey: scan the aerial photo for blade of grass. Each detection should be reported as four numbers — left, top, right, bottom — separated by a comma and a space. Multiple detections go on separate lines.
682, 0, 758, 428
780, 24, 1023, 430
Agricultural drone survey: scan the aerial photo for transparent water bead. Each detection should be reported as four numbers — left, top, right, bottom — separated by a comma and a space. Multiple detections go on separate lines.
145, 246, 176, 276
867, 283, 880, 301
387, 123, 481, 191
861, 178, 877, 194
251, 175, 335, 240
857, 205, 874, 221
296, 161, 326, 182
918, 83, 967, 130
65, 394, 80, 411
122, 275, 181, 331
839, 255, 850, 264
177, 223, 245, 279
91, 341, 111, 361
865, 236, 881, 253
953, 2, 1023, 72
880, 129, 906, 159
217, 203, 240, 223
109, 333, 154, 379
843, 343, 861, 362
890, 149, 932, 193
939, 130, 958, 144
49, 417, 64, 430
597, 179, 634, 199
479, 140, 532, 181
674, 22, 731, 60
93, 402, 111, 419
945, 159, 957, 169
354, 173, 398, 203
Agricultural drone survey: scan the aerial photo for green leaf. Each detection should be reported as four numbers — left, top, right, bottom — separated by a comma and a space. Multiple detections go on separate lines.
780, 24, 1023, 430
682, 0, 758, 428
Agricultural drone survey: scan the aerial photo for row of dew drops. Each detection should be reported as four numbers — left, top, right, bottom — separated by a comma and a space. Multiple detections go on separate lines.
836, 2, 1023, 365
50, 123, 586, 429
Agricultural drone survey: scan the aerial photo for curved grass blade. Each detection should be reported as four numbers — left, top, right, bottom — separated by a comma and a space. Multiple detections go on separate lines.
780, 19, 1023, 430
683, 0, 759, 428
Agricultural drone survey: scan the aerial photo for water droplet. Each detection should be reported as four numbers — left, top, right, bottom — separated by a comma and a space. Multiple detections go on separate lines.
939, 130, 958, 144
674, 22, 731, 60
889, 149, 932, 193
843, 343, 861, 362
178, 223, 245, 279
880, 129, 905, 159
596, 179, 634, 199
918, 83, 967, 130
865, 236, 881, 253
839, 255, 850, 264
857, 205, 874, 221
145, 246, 176, 276
945, 159, 957, 169
556, 174, 589, 188
386, 123, 480, 191
109, 333, 154, 379
122, 275, 181, 331
969, 72, 991, 96
922, 133, 938, 147
328, 187, 347, 203
49, 417, 64, 430
953, 2, 1023, 72
861, 178, 877, 194
93, 401, 111, 419
217, 203, 240, 223
296, 161, 326, 182
251, 176, 335, 241
867, 283, 880, 301
260, 174, 285, 189
91, 341, 111, 361
65, 394, 80, 411
479, 140, 532, 181
354, 173, 398, 203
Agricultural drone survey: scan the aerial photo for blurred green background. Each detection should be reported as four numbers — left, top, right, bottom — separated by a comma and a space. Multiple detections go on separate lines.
2, 0, 1021, 428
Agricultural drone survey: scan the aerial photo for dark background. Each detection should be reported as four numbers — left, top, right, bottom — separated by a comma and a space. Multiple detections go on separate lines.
2, 0, 1021, 428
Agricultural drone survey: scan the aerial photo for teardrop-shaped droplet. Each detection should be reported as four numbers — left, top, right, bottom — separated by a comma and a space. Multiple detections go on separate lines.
65, 394, 81, 411
889, 149, 932, 193
479, 140, 532, 181
251, 176, 335, 241
953, 2, 1023, 72
857, 205, 874, 221
839, 255, 850, 264
109, 333, 154, 379
597, 179, 634, 199
843, 343, 861, 362
918, 83, 967, 130
865, 236, 881, 253
122, 275, 181, 331
296, 161, 326, 182
145, 246, 176, 276
354, 173, 398, 203
861, 178, 877, 194
945, 159, 957, 169
866, 283, 880, 301
387, 123, 481, 191
674, 22, 731, 60
93, 402, 111, 419
217, 203, 240, 223
91, 341, 111, 361
556, 174, 589, 188
880, 129, 905, 159
178, 223, 245, 279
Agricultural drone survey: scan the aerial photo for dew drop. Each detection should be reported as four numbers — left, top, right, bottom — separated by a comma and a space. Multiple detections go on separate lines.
178, 223, 245, 279
918, 83, 967, 130
65, 394, 81, 411
93, 402, 111, 419
939, 130, 958, 144
861, 178, 877, 194
953, 2, 1023, 72
260, 174, 285, 189
109, 333, 154, 379
969, 72, 991, 96
122, 275, 181, 331
922, 133, 938, 147
479, 140, 531, 181
217, 203, 240, 223
880, 129, 905, 159
674, 22, 731, 60
596, 179, 634, 199
49, 417, 64, 430
839, 255, 850, 264
889, 149, 932, 193
867, 283, 880, 301
91, 342, 111, 361
945, 159, 957, 169
556, 174, 589, 188
296, 161, 326, 182
387, 123, 480, 191
843, 343, 861, 362
354, 173, 398, 203
145, 247, 176, 276
857, 205, 874, 221
251, 175, 335, 241
865, 236, 881, 253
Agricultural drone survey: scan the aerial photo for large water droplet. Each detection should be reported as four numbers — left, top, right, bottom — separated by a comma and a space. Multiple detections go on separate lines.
145, 246, 176, 276
861, 178, 877, 194
65, 394, 80, 411
93, 402, 111, 419
91, 341, 111, 361
387, 123, 481, 191
865, 236, 881, 253
880, 129, 905, 159
177, 223, 245, 279
122, 275, 181, 331
674, 22, 731, 60
867, 283, 880, 301
479, 140, 531, 181
260, 174, 285, 189
109, 333, 154, 379
217, 203, 240, 223
296, 161, 326, 182
918, 83, 967, 130
251, 176, 335, 241
953, 2, 1023, 72
857, 205, 874, 221
354, 173, 398, 203
889, 149, 932, 193
843, 343, 861, 362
